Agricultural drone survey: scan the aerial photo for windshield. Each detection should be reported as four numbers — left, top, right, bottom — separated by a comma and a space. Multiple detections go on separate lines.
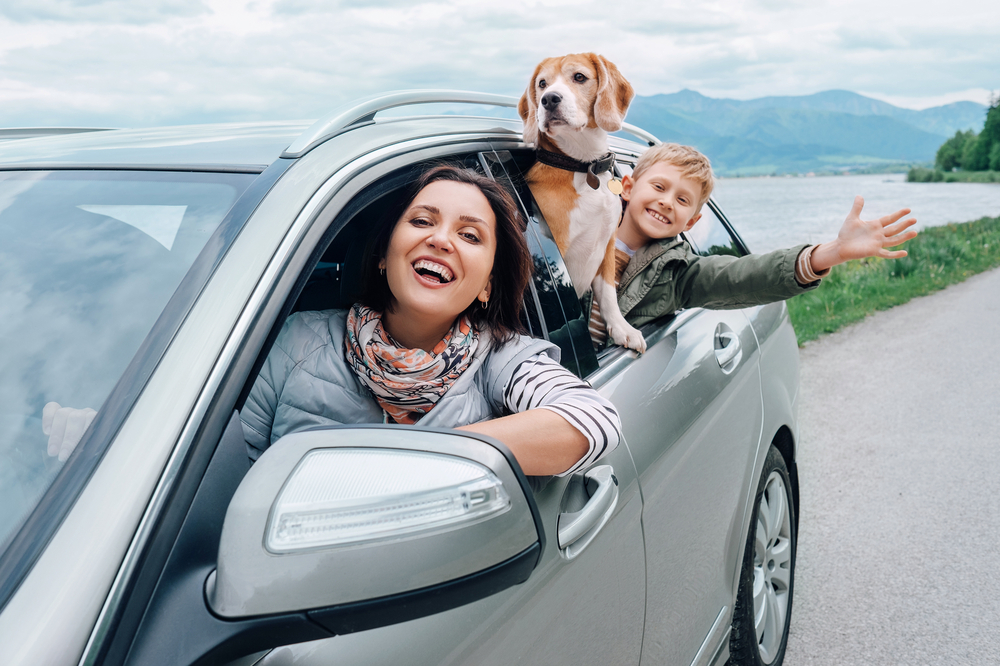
0, 170, 256, 551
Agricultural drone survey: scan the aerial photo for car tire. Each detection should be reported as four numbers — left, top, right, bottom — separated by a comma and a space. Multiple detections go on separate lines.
729, 444, 796, 666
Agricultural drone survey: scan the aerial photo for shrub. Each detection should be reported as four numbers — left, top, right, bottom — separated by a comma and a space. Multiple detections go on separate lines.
906, 167, 944, 182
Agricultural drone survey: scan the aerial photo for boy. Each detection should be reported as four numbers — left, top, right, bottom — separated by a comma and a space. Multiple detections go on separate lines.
588, 143, 917, 348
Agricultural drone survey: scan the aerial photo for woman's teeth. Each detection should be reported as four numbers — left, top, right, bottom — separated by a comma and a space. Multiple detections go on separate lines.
413, 259, 454, 283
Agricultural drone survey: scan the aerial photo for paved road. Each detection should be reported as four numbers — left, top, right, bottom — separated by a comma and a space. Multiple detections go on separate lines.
784, 266, 1000, 665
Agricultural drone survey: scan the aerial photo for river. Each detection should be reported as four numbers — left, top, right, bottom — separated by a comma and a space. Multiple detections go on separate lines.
712, 173, 1000, 253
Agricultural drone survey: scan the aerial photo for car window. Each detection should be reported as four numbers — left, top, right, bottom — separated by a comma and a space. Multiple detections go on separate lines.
482, 149, 597, 378
282, 151, 595, 381
0, 170, 255, 553
684, 203, 746, 258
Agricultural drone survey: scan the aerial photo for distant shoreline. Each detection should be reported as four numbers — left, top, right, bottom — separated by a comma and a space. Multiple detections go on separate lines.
906, 167, 1000, 184
717, 164, 922, 180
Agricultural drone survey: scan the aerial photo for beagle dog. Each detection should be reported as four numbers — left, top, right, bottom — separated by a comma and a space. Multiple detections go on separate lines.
518, 53, 645, 353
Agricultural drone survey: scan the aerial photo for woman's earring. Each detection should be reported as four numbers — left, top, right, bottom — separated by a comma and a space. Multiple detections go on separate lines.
380, 267, 385, 276
480, 298, 488, 310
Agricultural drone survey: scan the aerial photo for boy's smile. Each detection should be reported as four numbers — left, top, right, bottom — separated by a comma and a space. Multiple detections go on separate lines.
618, 162, 703, 250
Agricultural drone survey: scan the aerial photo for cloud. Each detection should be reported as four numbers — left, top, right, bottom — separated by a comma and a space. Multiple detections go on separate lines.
836, 27, 910, 51
0, 0, 996, 128
0, 0, 209, 24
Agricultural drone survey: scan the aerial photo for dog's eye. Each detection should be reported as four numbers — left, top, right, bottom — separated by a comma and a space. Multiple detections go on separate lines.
573, 73, 588, 83
538, 79, 547, 89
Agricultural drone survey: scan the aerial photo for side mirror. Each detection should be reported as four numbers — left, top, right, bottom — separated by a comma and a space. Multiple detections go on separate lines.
206, 425, 543, 640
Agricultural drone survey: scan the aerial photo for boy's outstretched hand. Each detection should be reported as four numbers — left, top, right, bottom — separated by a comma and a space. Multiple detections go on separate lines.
810, 196, 918, 272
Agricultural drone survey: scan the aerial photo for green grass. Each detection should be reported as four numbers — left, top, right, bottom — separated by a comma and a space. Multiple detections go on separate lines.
907, 167, 1000, 183
787, 216, 1000, 344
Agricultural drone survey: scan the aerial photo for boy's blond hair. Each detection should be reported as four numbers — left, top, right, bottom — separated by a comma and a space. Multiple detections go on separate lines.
632, 143, 715, 210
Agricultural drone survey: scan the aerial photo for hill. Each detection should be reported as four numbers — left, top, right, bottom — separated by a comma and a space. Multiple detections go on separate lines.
625, 90, 987, 176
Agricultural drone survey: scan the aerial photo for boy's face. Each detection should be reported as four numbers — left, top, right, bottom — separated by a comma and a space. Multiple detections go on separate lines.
620, 162, 703, 244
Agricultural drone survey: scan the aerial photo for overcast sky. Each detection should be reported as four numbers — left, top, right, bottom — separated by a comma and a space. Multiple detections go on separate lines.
1, 0, 996, 128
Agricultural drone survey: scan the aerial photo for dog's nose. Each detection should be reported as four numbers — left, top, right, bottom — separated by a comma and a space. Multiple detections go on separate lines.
540, 91, 562, 110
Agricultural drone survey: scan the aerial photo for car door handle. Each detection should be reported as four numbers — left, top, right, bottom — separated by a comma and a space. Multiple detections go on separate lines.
714, 326, 742, 371
558, 465, 619, 557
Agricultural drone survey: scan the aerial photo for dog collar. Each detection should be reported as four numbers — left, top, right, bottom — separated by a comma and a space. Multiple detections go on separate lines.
536, 149, 617, 190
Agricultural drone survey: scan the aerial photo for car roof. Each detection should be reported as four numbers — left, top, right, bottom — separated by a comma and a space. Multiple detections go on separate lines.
0, 121, 313, 172
0, 117, 530, 173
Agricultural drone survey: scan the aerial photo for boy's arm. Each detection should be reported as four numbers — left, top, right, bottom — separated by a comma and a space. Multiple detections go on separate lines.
675, 196, 916, 311
673, 245, 817, 311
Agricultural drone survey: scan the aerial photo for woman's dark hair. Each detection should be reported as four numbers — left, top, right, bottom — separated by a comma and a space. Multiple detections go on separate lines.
359, 164, 532, 345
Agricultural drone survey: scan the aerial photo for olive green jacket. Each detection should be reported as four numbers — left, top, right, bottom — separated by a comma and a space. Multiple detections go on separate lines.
613, 238, 819, 329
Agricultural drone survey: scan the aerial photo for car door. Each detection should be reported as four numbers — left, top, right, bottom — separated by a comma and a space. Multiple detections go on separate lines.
222, 148, 647, 666
621, 194, 765, 666
503, 150, 766, 665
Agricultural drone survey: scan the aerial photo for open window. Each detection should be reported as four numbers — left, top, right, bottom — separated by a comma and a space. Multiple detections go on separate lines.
479, 149, 598, 378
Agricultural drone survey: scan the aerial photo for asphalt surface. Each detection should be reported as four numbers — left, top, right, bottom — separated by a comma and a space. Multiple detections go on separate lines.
784, 266, 1000, 665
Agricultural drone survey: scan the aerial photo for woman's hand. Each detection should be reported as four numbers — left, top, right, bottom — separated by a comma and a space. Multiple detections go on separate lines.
810, 196, 918, 272
42, 402, 97, 462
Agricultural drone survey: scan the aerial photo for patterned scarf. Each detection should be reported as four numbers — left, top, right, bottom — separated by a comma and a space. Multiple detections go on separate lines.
344, 304, 479, 424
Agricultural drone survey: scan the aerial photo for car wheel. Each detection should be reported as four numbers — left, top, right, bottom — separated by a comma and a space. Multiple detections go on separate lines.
729, 444, 795, 665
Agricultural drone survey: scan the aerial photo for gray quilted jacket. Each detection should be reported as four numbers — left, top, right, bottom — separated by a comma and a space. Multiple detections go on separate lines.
240, 309, 557, 461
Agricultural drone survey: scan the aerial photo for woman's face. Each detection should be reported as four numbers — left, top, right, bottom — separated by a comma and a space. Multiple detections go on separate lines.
382, 179, 496, 328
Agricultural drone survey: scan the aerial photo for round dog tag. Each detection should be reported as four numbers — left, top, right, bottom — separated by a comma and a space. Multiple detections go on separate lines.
607, 178, 623, 195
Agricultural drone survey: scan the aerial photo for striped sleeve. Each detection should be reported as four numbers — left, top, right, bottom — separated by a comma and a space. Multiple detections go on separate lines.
503, 353, 622, 476
795, 244, 831, 285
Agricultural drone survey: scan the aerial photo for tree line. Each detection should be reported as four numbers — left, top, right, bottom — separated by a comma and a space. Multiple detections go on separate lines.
935, 95, 1000, 172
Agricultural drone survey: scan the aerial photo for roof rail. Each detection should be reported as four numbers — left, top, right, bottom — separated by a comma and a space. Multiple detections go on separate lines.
0, 128, 115, 141
280, 89, 662, 158
619, 123, 661, 147
282, 90, 519, 158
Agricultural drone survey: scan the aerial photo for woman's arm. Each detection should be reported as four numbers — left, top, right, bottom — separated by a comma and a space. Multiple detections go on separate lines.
461, 354, 621, 476
459, 409, 590, 476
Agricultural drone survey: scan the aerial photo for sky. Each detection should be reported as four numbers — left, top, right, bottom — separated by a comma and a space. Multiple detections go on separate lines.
0, 0, 997, 129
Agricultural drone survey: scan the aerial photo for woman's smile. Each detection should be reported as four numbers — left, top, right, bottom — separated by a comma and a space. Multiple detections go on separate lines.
411, 257, 455, 285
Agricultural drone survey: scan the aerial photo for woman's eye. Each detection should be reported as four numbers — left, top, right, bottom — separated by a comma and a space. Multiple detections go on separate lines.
538, 79, 547, 89
460, 231, 481, 243
409, 217, 431, 227
573, 73, 587, 83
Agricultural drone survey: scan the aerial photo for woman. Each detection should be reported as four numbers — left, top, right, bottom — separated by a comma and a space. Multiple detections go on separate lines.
240, 165, 621, 477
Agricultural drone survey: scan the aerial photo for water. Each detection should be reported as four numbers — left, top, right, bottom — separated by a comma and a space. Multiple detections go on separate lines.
712, 174, 1000, 253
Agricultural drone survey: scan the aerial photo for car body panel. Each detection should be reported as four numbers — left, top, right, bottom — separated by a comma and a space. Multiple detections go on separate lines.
597, 307, 763, 665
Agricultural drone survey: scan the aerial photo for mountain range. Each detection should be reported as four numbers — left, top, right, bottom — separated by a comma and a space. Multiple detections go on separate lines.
624, 90, 987, 176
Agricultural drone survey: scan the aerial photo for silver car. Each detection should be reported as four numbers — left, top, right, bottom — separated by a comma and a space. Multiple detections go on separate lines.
0, 92, 800, 666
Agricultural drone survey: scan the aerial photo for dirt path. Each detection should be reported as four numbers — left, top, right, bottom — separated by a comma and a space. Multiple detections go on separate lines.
784, 266, 1000, 665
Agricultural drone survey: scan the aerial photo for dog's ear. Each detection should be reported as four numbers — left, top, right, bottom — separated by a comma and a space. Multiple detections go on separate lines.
590, 54, 634, 133
518, 63, 542, 145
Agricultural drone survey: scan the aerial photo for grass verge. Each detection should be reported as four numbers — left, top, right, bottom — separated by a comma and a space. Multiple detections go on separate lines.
787, 215, 1000, 345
